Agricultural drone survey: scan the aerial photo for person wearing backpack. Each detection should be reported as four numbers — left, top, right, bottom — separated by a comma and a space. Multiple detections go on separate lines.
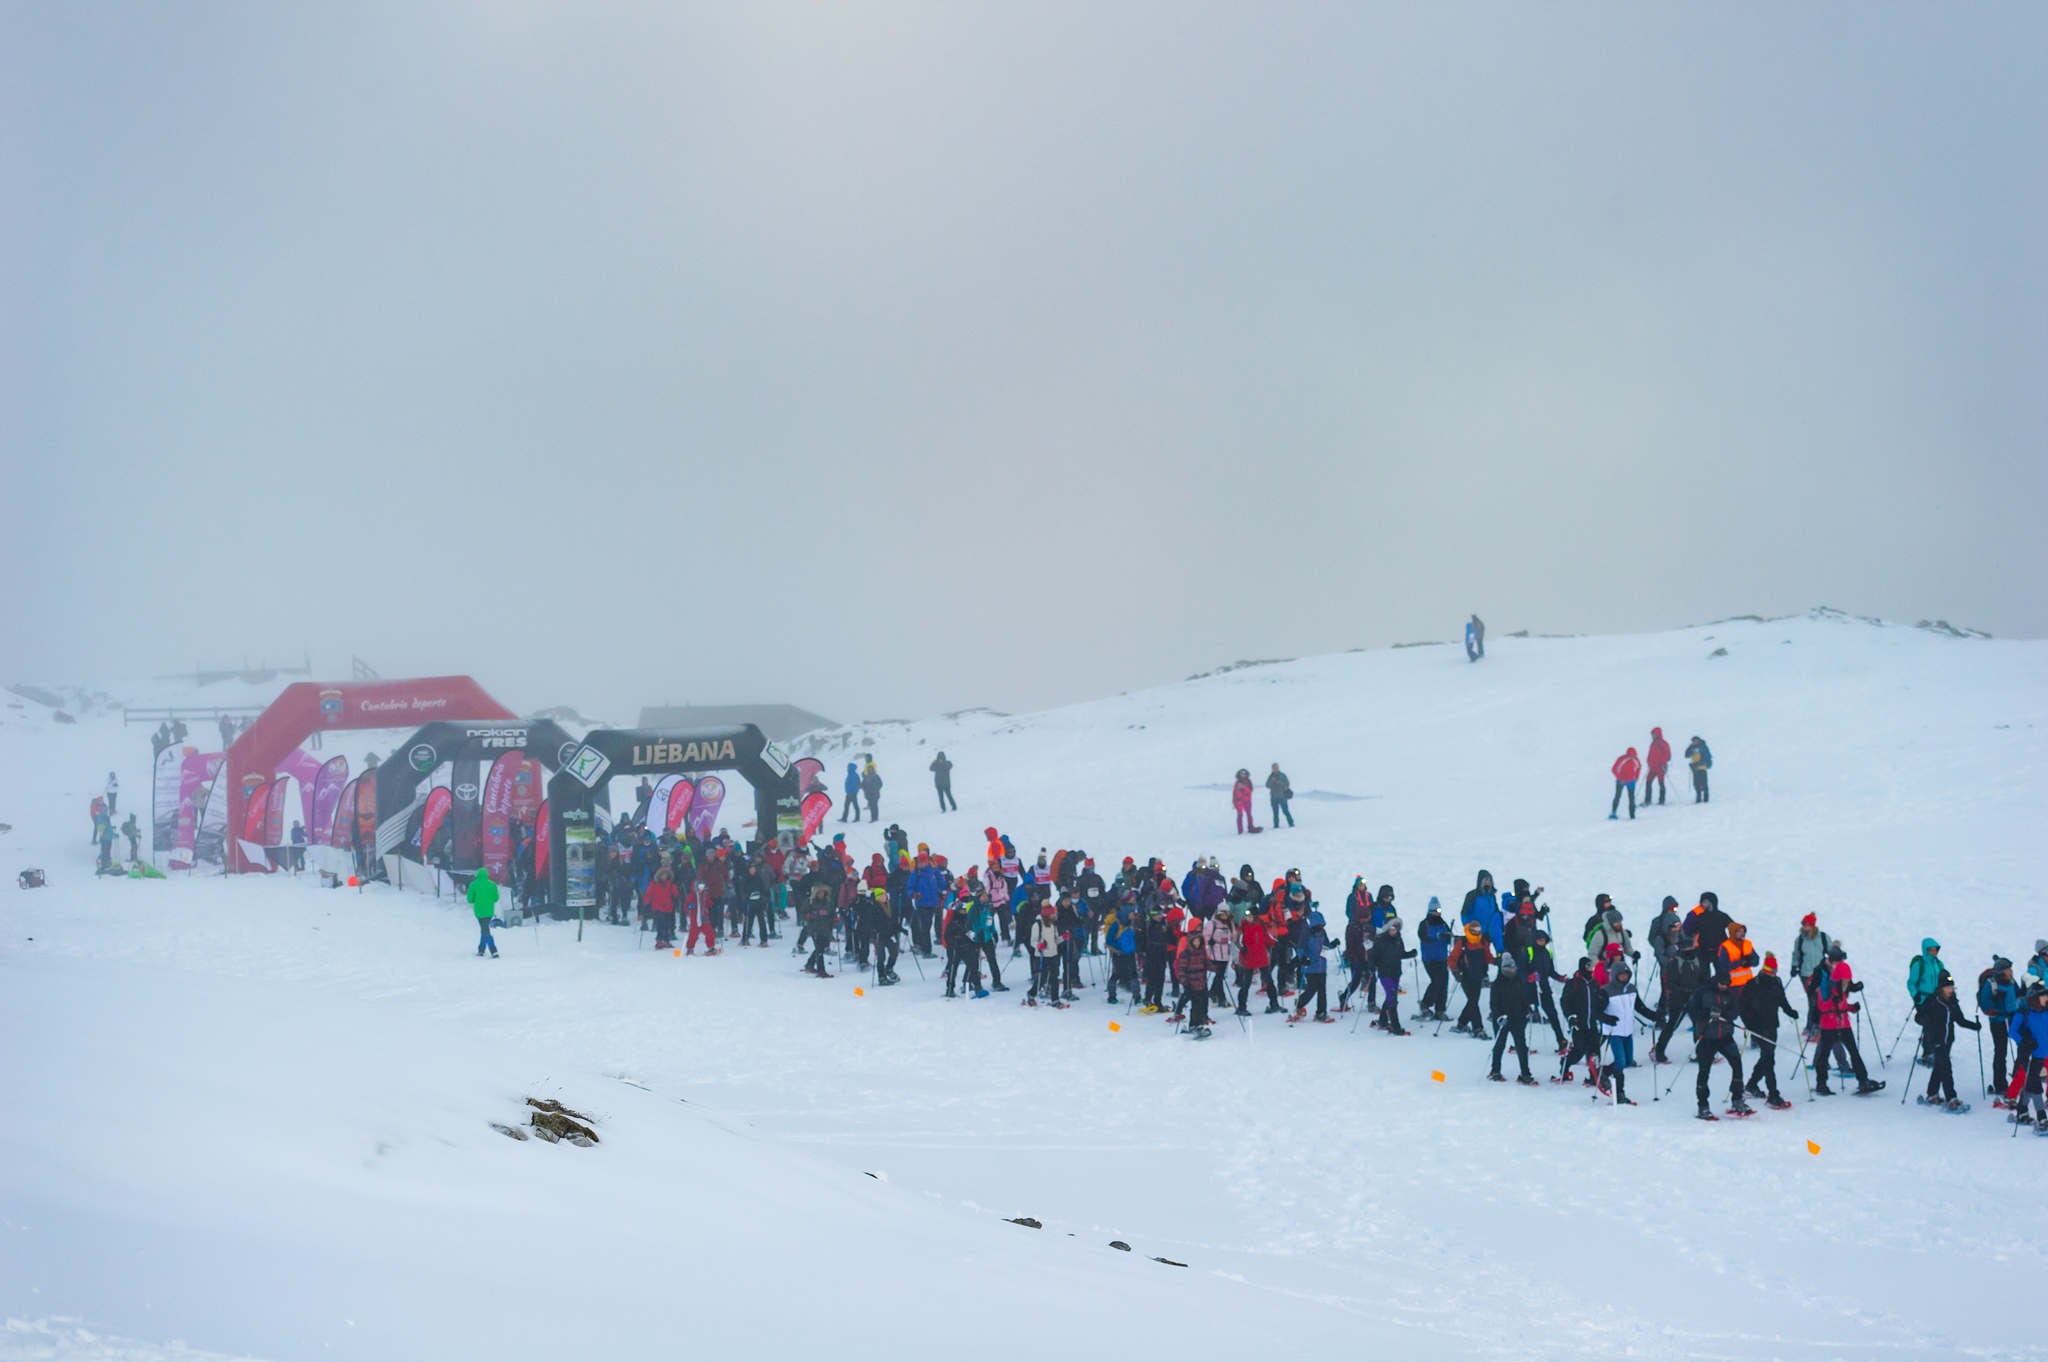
1265, 763, 1295, 828
1685, 736, 1713, 803
1977, 958, 2022, 1096
1687, 980, 1752, 1118
1608, 747, 1642, 820
1813, 944, 1885, 1096
1788, 914, 1833, 1041
860, 759, 883, 822
1906, 938, 1947, 1063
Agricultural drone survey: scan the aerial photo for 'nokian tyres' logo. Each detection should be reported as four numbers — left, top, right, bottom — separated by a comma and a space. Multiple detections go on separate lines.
408, 744, 438, 773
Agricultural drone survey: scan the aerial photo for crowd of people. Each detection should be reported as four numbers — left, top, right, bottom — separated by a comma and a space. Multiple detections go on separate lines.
554, 809, 2048, 1130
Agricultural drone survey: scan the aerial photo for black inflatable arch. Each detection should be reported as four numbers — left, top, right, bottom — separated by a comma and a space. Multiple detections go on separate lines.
545, 725, 799, 909
372, 719, 578, 857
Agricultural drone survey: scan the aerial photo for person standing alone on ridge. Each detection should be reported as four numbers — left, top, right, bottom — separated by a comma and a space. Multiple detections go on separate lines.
1231, 769, 1259, 835
930, 751, 956, 812
841, 762, 861, 822
1643, 728, 1671, 806
1465, 614, 1485, 662
1685, 735, 1713, 803
860, 758, 882, 822
1609, 747, 1641, 820
1266, 762, 1295, 829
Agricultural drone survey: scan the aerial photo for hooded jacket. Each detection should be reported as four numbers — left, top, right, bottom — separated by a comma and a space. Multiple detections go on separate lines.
1297, 910, 1332, 974
1460, 873, 1503, 950
1612, 749, 1642, 783
1906, 942, 1945, 1003
844, 762, 860, 796
1916, 990, 1979, 1051
1419, 910, 1452, 963
1646, 728, 1671, 776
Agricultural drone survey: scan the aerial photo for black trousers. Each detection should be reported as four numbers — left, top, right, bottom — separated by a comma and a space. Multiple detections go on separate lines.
1651, 990, 1693, 1058
1186, 987, 1211, 1027
1492, 1019, 1531, 1077
1562, 1027, 1602, 1077
936, 781, 956, 811
1926, 1046, 1958, 1102
1456, 977, 1484, 1031
1991, 1017, 2010, 1091
1536, 980, 1565, 1047
1030, 956, 1060, 998
1815, 1029, 1869, 1085
1644, 772, 1666, 804
978, 940, 1004, 988
1692, 769, 1709, 803
1297, 973, 1328, 1018
1421, 960, 1449, 1014
1143, 954, 1168, 1007
1209, 962, 1229, 1004
1108, 952, 1138, 1000
1745, 1033, 1783, 1099
1611, 780, 1636, 818
1697, 1037, 1744, 1106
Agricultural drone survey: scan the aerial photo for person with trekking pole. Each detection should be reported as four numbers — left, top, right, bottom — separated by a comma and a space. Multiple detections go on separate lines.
1912, 972, 1979, 1111
1976, 956, 2022, 1098
1556, 957, 1604, 1087
1600, 960, 1655, 1105
1739, 953, 1801, 1109
1788, 913, 1832, 1042
1688, 979, 1752, 1119
1813, 943, 1885, 1095
1905, 938, 1946, 1065
1417, 899, 1452, 1021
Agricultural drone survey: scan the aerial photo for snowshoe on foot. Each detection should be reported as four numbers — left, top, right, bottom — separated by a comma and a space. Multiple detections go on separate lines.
1516, 1075, 1540, 1086
972, 989, 989, 999
1766, 1096, 1793, 1110
1696, 1107, 1718, 1121
1813, 1083, 1834, 1096
1854, 1080, 1887, 1096
1187, 1026, 1212, 1040
1488, 1072, 1505, 1082
1944, 1099, 1971, 1113
991, 982, 1010, 992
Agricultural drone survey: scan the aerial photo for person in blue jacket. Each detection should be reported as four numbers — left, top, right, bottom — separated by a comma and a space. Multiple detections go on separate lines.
1418, 899, 1453, 1019
1460, 870, 1503, 950
840, 762, 861, 823
907, 855, 945, 957
1465, 613, 1485, 662
1978, 957, 2023, 1095
2011, 987, 2048, 1129
1292, 906, 1336, 1021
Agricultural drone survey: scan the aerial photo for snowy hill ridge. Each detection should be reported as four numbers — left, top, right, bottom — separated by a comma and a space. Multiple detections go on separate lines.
4, 609, 2045, 1362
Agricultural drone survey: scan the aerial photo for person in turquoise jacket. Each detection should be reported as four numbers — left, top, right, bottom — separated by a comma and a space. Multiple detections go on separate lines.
469, 868, 501, 958
1907, 938, 1944, 1060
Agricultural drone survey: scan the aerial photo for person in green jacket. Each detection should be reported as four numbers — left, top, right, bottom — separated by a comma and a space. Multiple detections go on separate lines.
1907, 938, 1943, 1060
469, 868, 501, 958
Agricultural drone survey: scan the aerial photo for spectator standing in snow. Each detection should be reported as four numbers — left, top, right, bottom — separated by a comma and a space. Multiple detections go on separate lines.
120, 813, 140, 863
930, 751, 957, 812
1265, 763, 1295, 828
1231, 769, 1258, 834
105, 771, 119, 816
1979, 957, 2022, 1095
1417, 899, 1452, 1019
468, 868, 501, 958
644, 866, 679, 948
1685, 735, 1713, 803
1643, 728, 1671, 806
1906, 937, 1945, 1063
860, 758, 882, 822
287, 820, 306, 871
1916, 973, 1979, 1110
840, 762, 860, 823
1465, 613, 1485, 662
1609, 747, 1641, 820
1813, 944, 1884, 1096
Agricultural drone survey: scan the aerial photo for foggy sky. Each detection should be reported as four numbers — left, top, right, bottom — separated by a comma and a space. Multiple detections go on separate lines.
8, 3, 2044, 722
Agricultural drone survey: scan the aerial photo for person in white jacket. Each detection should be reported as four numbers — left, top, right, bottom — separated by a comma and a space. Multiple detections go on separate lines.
1599, 962, 1658, 1105
105, 771, 119, 816
1204, 907, 1238, 1005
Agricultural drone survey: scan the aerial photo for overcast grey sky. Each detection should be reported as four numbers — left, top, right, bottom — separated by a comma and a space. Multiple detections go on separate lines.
7, 3, 2043, 721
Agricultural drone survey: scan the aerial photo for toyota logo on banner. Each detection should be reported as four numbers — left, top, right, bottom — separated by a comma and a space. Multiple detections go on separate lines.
455, 783, 479, 801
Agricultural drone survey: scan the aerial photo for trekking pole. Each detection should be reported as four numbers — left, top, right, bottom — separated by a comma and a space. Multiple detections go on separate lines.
907, 935, 925, 981
1649, 1044, 1660, 1102
1790, 1028, 1815, 1100
1883, 1005, 1912, 1066
1973, 1015, 1986, 1100
1660, 1053, 1692, 1101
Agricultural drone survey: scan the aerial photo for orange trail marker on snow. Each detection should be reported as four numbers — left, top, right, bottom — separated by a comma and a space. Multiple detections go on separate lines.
1807, 1140, 1821, 1156
673, 948, 681, 958
1108, 1021, 1121, 1033
854, 986, 865, 997
1430, 1070, 1446, 1084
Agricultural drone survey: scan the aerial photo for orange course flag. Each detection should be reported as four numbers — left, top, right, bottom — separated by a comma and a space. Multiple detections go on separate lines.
1807, 1140, 1821, 1156
1108, 1021, 1122, 1033
1430, 1070, 1446, 1084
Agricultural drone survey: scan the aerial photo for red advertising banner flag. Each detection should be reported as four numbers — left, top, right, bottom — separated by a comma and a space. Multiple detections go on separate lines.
533, 799, 551, 883
419, 786, 454, 859
686, 775, 726, 841
242, 780, 272, 843
798, 790, 832, 845
664, 778, 695, 834
480, 752, 520, 880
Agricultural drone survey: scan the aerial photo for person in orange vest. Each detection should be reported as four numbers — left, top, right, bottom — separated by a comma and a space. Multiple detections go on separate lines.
1718, 921, 1760, 990
1608, 748, 1642, 820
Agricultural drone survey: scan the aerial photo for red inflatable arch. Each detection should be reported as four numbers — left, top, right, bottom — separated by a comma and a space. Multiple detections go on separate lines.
223, 677, 514, 872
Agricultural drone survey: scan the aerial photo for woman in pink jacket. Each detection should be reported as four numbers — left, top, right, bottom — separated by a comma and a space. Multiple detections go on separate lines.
1232, 769, 1259, 835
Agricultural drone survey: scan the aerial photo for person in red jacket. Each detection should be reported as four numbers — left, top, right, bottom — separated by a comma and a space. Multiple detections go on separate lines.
1236, 912, 1277, 1015
644, 866, 680, 949
1644, 727, 1672, 806
685, 876, 721, 955
1609, 747, 1642, 821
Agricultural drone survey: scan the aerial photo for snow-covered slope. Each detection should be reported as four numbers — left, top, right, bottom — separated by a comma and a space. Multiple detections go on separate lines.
4, 612, 2045, 1362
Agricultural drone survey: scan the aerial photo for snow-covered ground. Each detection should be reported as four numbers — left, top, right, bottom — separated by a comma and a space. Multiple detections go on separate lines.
4, 611, 2045, 1361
